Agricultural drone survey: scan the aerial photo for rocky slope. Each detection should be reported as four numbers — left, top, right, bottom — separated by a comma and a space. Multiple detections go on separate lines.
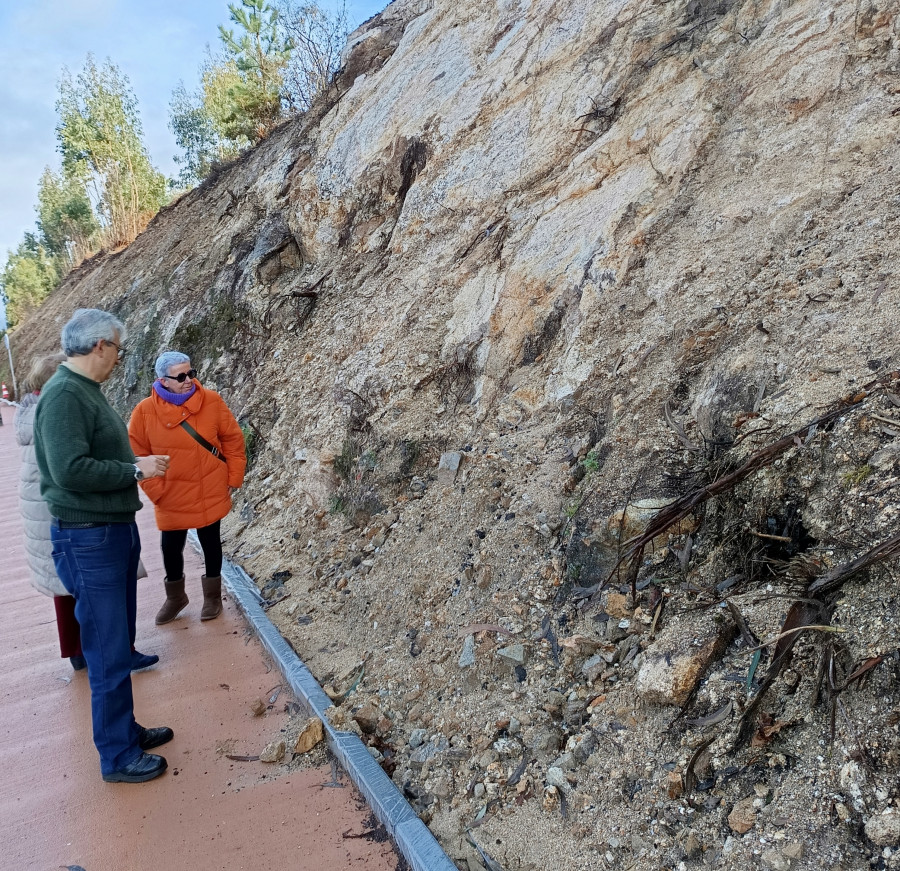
11, 0, 900, 868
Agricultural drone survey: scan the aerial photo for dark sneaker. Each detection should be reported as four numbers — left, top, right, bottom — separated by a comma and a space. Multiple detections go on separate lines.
131, 650, 160, 671
138, 726, 174, 751
69, 655, 87, 671
102, 752, 167, 783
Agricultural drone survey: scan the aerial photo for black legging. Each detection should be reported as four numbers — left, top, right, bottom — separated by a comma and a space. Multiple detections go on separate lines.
161, 520, 222, 580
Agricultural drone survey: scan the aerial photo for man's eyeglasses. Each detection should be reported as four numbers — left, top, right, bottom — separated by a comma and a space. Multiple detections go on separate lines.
164, 369, 197, 383
104, 340, 127, 361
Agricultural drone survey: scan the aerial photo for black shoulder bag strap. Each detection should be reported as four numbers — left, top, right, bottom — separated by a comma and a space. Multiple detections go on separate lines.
179, 421, 227, 463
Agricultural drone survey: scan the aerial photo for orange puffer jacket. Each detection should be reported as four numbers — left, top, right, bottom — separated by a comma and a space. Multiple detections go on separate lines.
128, 381, 246, 531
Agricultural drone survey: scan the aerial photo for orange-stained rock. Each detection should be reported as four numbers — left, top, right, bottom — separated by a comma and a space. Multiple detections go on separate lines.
635, 613, 736, 706
728, 797, 757, 834
294, 717, 325, 754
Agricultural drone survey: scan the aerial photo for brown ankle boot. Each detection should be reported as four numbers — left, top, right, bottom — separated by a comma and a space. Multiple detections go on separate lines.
200, 574, 222, 621
155, 576, 189, 625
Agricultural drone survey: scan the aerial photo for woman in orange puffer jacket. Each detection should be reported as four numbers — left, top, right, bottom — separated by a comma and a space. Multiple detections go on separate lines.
128, 351, 246, 624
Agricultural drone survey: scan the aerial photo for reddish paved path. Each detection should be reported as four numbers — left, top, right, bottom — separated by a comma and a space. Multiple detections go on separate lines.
0, 403, 399, 871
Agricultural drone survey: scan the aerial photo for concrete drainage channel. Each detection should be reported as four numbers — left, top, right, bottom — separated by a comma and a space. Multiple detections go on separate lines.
217, 555, 457, 871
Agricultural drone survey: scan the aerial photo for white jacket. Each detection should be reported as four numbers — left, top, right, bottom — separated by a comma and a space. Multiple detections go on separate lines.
15, 394, 68, 598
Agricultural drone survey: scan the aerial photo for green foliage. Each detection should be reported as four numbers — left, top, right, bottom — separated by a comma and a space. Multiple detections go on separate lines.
333, 437, 358, 481
240, 423, 259, 466
169, 81, 237, 188
169, 0, 348, 185
56, 55, 167, 247
328, 495, 346, 515
581, 449, 601, 473
398, 438, 420, 478
213, 0, 291, 143
0, 235, 60, 327
1, 54, 167, 331
842, 465, 872, 488
36, 167, 99, 263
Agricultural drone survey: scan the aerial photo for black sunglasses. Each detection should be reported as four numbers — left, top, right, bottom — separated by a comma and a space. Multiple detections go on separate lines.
163, 369, 196, 383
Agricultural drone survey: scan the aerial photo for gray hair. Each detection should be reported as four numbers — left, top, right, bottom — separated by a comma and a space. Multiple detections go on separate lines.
61, 309, 127, 356
155, 350, 191, 379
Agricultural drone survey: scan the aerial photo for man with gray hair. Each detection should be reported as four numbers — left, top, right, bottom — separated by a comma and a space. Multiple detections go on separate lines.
34, 308, 174, 783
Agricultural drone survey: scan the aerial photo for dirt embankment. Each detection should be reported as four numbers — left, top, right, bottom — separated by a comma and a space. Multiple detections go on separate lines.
12, 1, 900, 868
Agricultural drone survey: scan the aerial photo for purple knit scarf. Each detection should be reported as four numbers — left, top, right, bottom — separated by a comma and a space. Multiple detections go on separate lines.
153, 380, 196, 406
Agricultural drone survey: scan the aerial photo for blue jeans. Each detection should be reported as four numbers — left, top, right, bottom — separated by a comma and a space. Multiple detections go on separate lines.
51, 521, 143, 775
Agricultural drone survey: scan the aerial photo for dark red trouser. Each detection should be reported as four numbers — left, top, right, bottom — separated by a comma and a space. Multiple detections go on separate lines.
52, 595, 83, 658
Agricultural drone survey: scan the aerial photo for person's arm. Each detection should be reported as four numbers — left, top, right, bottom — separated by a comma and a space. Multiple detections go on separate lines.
128, 405, 168, 500
217, 397, 247, 489
38, 389, 136, 492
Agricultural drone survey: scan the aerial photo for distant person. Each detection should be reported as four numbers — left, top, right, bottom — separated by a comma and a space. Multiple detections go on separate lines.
15, 353, 83, 666
16, 353, 159, 674
129, 351, 246, 624
34, 308, 173, 783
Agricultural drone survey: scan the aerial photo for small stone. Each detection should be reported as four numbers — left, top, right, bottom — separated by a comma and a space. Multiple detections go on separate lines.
666, 771, 683, 799
497, 643, 526, 666
550, 752, 575, 771
409, 728, 428, 749
783, 843, 804, 860
410, 737, 449, 767
438, 452, 462, 482
250, 698, 267, 717
865, 809, 900, 846
635, 612, 735, 706
606, 592, 630, 617
582, 653, 606, 682
546, 766, 567, 789
684, 831, 702, 859
294, 717, 324, 753
473, 782, 486, 799
458, 634, 476, 668
760, 849, 790, 871
259, 739, 286, 763
728, 797, 757, 834
353, 703, 381, 734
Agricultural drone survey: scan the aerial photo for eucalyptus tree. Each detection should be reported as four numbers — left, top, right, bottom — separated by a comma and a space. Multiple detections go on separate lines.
36, 167, 99, 266
0, 235, 59, 327
56, 55, 167, 247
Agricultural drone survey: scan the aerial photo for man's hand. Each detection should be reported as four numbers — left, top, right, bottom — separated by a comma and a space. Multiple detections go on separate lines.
135, 455, 170, 479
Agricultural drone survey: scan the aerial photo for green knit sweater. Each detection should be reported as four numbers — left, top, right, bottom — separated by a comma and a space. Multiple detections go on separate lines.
34, 364, 142, 523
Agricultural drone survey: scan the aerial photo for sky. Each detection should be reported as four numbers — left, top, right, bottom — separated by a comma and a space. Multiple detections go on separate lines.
0, 0, 387, 262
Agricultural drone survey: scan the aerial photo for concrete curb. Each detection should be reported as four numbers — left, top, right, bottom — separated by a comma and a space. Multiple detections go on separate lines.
217, 555, 458, 871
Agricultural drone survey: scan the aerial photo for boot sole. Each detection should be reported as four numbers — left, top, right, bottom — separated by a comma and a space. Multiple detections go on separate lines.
102, 758, 168, 783
155, 598, 190, 625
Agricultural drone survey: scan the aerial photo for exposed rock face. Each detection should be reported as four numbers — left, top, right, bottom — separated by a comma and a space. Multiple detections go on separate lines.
11, 0, 900, 868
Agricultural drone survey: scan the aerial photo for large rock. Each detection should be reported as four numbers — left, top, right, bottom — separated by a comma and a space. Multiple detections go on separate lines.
865, 809, 900, 846
635, 612, 735, 706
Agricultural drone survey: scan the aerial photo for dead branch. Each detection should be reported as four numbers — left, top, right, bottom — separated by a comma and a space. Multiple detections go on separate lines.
606, 399, 868, 588
663, 401, 701, 452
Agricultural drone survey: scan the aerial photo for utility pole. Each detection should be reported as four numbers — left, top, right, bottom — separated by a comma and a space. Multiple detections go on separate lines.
3, 333, 15, 399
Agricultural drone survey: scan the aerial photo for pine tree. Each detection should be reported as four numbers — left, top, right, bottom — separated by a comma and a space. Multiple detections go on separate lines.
213, 0, 292, 143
